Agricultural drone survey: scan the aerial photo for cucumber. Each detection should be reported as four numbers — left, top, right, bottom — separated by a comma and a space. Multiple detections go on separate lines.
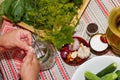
116, 70, 120, 80
96, 62, 117, 77
101, 73, 118, 80
84, 71, 101, 80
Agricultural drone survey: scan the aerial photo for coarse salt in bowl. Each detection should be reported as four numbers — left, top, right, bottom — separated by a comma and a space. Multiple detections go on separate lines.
89, 34, 109, 55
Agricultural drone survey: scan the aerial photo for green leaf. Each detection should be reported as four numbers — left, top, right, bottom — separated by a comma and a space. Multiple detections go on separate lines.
3, 0, 14, 19
45, 25, 75, 49
0, 1, 4, 17
73, 0, 83, 7
10, 0, 25, 22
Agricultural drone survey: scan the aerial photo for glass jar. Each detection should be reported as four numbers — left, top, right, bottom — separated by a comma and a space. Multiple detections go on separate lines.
33, 39, 57, 71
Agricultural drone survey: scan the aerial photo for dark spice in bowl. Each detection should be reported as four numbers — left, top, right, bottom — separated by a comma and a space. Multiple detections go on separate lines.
86, 23, 99, 36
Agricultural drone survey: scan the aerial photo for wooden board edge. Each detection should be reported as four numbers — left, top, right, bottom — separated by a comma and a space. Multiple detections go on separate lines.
2, 16, 35, 33
70, 0, 91, 27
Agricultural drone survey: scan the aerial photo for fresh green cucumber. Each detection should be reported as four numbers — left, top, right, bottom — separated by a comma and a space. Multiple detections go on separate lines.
84, 71, 101, 80
116, 70, 120, 80
101, 73, 118, 80
96, 62, 117, 77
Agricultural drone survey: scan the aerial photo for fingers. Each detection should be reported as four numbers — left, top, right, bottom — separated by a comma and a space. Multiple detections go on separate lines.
33, 57, 40, 69
16, 40, 29, 51
23, 47, 35, 63
26, 33, 32, 46
33, 55, 39, 64
23, 52, 34, 64
20, 29, 32, 46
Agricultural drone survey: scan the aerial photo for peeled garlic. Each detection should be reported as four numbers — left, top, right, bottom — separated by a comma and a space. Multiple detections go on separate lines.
72, 38, 80, 50
77, 43, 90, 59
71, 51, 78, 59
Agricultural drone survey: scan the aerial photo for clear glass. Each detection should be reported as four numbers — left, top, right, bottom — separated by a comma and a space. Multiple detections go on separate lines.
32, 37, 57, 71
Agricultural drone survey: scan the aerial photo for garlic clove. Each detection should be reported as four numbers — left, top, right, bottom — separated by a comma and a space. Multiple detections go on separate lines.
72, 38, 80, 50
77, 44, 90, 59
71, 51, 78, 59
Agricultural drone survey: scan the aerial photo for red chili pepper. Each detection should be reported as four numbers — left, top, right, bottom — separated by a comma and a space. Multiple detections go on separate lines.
100, 34, 107, 43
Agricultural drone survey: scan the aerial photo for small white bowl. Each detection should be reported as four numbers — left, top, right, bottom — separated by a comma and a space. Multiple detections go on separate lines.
89, 34, 109, 55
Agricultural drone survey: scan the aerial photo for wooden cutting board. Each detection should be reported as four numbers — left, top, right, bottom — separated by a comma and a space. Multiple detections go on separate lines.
1, 0, 91, 33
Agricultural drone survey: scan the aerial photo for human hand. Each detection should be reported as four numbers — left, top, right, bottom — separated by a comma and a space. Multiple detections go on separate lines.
20, 48, 40, 80
0, 29, 32, 51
